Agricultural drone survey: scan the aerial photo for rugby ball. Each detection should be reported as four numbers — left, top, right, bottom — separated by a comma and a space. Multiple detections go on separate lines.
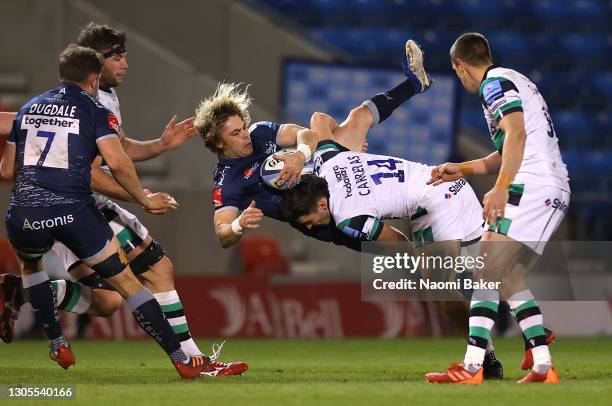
259, 147, 314, 190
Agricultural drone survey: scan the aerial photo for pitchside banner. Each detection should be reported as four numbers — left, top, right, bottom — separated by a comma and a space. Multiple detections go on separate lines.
85, 276, 454, 340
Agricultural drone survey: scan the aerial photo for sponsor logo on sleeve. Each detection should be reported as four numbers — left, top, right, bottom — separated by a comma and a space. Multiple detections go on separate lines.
490, 98, 508, 113
107, 113, 120, 132
483, 80, 504, 105
212, 187, 223, 208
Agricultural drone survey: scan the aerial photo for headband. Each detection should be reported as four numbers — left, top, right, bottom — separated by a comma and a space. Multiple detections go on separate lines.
103, 44, 126, 59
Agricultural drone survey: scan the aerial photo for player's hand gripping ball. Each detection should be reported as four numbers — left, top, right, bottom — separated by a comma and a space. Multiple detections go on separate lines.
259, 147, 314, 190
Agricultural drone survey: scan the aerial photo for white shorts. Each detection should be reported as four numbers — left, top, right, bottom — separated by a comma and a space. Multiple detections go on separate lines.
485, 183, 570, 255
410, 178, 483, 247
47, 196, 149, 271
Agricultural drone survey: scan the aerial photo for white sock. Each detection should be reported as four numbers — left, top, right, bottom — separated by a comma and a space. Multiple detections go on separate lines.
532, 345, 552, 373
464, 345, 485, 371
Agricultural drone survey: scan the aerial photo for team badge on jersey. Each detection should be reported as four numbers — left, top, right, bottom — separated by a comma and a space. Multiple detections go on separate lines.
212, 187, 223, 208
107, 113, 120, 132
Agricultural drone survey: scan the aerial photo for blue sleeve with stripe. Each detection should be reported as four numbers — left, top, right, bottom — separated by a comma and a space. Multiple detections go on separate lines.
336, 215, 384, 241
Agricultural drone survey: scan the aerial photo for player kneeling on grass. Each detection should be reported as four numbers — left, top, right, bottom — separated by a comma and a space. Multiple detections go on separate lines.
0, 44, 204, 379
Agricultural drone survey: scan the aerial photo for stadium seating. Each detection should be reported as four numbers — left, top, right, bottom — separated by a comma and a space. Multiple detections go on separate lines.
284, 61, 456, 165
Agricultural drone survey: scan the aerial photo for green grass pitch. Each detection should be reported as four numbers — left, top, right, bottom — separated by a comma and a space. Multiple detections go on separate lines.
0, 337, 611, 405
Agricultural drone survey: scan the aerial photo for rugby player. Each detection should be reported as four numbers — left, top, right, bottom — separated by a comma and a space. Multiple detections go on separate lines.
0, 44, 205, 379
0, 23, 247, 376
424, 33, 568, 384
279, 112, 509, 378
195, 40, 431, 251
69, 23, 246, 375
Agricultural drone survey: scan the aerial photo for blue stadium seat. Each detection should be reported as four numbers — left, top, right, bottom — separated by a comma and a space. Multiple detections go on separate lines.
535, 71, 607, 111
555, 110, 598, 149
564, 150, 612, 176
460, 107, 488, 136
409, 31, 456, 72
391, 0, 466, 31
487, 32, 533, 68
261, 0, 309, 14
310, 28, 364, 54
457, 0, 503, 30
529, 34, 576, 71
567, 0, 607, 30
455, 0, 502, 17
309, 0, 354, 25
256, 0, 610, 149
571, 0, 605, 19
497, 0, 542, 31
531, 0, 574, 19
595, 112, 612, 148
597, 73, 612, 106
562, 34, 607, 56
312, 28, 411, 62
309, 0, 348, 14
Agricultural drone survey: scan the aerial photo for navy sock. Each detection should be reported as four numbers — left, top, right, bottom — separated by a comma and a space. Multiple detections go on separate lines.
22, 272, 63, 341
126, 289, 186, 362
363, 79, 417, 124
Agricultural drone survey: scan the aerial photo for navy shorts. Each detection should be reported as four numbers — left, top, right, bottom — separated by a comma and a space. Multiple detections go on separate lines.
6, 200, 114, 261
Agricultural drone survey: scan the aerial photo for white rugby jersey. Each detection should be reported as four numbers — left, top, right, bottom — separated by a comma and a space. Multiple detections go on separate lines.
94, 86, 123, 204
479, 66, 569, 191
313, 140, 431, 239
97, 87, 122, 126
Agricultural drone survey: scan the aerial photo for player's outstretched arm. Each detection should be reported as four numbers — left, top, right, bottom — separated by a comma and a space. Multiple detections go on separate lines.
0, 112, 16, 137
120, 115, 198, 162
214, 201, 263, 248
427, 151, 502, 186
97, 136, 177, 214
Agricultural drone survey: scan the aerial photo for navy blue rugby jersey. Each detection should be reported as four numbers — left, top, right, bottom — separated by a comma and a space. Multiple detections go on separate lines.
8, 82, 120, 207
212, 121, 283, 219
211, 121, 364, 252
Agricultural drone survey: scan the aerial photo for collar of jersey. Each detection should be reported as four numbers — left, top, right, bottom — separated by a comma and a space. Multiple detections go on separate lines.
61, 81, 84, 92
218, 152, 257, 166
480, 64, 499, 85
99, 85, 113, 94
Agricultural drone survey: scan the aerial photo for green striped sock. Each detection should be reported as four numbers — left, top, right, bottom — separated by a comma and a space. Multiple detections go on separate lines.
153, 290, 202, 357
464, 289, 499, 367
51, 280, 92, 314
508, 290, 548, 350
